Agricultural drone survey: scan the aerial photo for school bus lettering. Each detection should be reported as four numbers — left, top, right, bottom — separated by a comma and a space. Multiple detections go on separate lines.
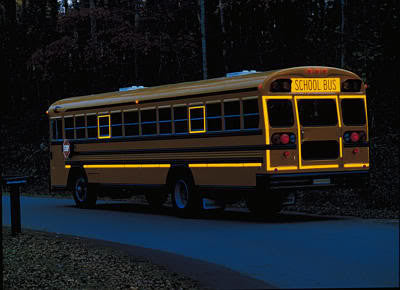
292, 78, 340, 93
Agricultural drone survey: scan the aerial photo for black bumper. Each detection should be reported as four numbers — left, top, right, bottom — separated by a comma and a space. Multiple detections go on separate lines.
257, 170, 369, 191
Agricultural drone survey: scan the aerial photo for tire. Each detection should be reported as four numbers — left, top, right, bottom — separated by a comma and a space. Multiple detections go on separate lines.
246, 191, 283, 218
72, 175, 97, 209
145, 191, 168, 210
169, 171, 201, 217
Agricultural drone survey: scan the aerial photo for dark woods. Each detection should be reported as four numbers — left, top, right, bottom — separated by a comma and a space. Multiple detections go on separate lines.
0, 0, 398, 209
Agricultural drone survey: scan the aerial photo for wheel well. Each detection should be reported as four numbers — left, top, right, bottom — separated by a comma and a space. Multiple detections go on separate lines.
67, 167, 87, 190
166, 165, 194, 187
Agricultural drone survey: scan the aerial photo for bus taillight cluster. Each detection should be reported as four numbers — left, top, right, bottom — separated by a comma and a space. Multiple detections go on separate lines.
343, 131, 366, 143
271, 133, 296, 145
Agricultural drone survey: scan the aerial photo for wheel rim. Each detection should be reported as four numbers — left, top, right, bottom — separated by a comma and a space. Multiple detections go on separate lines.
75, 177, 87, 202
174, 179, 189, 209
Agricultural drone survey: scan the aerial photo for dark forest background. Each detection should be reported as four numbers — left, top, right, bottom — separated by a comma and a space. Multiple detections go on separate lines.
0, 0, 398, 212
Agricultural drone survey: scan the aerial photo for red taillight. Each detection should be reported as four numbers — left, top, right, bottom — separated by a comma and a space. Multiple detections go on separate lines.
350, 132, 360, 142
280, 134, 290, 144
271, 133, 296, 145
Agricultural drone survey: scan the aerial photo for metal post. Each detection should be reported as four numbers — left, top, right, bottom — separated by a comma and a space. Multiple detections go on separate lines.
10, 184, 21, 236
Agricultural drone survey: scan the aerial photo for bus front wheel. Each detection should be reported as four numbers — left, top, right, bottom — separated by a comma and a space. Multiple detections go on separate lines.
72, 176, 97, 209
169, 173, 201, 217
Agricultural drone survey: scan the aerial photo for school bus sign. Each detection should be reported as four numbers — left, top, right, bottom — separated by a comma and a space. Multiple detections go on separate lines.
291, 78, 340, 93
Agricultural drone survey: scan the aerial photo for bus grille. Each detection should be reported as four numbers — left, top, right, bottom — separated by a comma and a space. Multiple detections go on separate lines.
302, 140, 339, 160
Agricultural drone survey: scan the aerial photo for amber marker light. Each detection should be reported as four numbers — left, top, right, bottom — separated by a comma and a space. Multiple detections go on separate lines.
135, 100, 139, 104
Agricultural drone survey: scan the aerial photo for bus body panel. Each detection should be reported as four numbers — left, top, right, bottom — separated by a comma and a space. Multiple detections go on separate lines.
48, 66, 369, 201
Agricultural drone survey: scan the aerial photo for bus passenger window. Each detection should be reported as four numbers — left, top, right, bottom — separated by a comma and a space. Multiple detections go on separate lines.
206, 102, 222, 132
141, 108, 157, 135
75, 116, 86, 139
243, 98, 259, 129
51, 118, 63, 140
98, 115, 111, 139
159, 107, 172, 134
267, 100, 294, 127
87, 114, 97, 138
341, 99, 366, 125
111, 112, 123, 137
174, 106, 188, 134
64, 116, 74, 139
224, 100, 240, 131
124, 110, 139, 136
189, 106, 205, 133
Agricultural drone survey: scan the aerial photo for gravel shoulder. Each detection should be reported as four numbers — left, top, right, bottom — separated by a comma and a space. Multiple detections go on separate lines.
2, 227, 203, 290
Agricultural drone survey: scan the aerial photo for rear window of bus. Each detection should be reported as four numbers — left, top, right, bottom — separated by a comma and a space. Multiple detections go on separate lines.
298, 99, 337, 126
267, 99, 294, 127
341, 99, 366, 125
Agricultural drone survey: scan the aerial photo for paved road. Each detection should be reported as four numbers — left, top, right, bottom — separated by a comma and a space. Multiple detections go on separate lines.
2, 195, 399, 288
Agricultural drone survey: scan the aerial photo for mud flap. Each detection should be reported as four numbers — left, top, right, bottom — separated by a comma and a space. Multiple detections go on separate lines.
202, 198, 224, 210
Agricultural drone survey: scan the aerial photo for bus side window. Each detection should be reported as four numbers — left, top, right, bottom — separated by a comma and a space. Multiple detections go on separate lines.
189, 106, 205, 133
159, 107, 172, 135
174, 106, 188, 134
87, 114, 97, 138
64, 116, 74, 139
98, 115, 111, 139
124, 110, 139, 136
75, 115, 86, 139
224, 100, 240, 131
242, 98, 259, 129
206, 102, 222, 132
141, 108, 157, 135
111, 112, 123, 137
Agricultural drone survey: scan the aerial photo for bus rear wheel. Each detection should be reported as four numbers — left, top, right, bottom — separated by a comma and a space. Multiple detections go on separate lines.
246, 192, 283, 218
72, 176, 97, 209
170, 173, 201, 217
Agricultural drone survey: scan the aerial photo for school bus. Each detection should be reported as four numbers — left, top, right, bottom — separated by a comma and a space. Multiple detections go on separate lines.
48, 66, 369, 217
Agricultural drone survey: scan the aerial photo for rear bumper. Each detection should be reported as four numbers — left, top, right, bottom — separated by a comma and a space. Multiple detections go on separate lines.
257, 170, 369, 191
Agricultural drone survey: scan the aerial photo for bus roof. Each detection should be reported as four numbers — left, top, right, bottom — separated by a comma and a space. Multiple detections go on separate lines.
48, 66, 359, 115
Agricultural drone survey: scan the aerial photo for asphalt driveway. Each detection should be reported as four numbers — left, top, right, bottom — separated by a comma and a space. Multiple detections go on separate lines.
2, 195, 399, 288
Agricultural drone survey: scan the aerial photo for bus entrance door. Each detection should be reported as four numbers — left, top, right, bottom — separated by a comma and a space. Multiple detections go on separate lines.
294, 96, 342, 171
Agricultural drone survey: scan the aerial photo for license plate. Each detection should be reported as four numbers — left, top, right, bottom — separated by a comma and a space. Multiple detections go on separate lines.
291, 78, 340, 93
313, 178, 331, 185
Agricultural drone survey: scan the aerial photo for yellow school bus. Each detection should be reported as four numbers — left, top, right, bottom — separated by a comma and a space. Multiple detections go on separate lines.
48, 66, 369, 217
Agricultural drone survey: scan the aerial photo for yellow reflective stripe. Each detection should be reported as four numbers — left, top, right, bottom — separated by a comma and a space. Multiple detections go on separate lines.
189, 106, 206, 133
295, 95, 337, 99
268, 166, 298, 171
83, 164, 170, 169
189, 163, 262, 168
339, 137, 343, 158
264, 96, 292, 99
98, 114, 111, 139
65, 165, 71, 169
335, 95, 342, 127
263, 96, 295, 171
301, 164, 339, 169
344, 163, 369, 168
294, 96, 302, 168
